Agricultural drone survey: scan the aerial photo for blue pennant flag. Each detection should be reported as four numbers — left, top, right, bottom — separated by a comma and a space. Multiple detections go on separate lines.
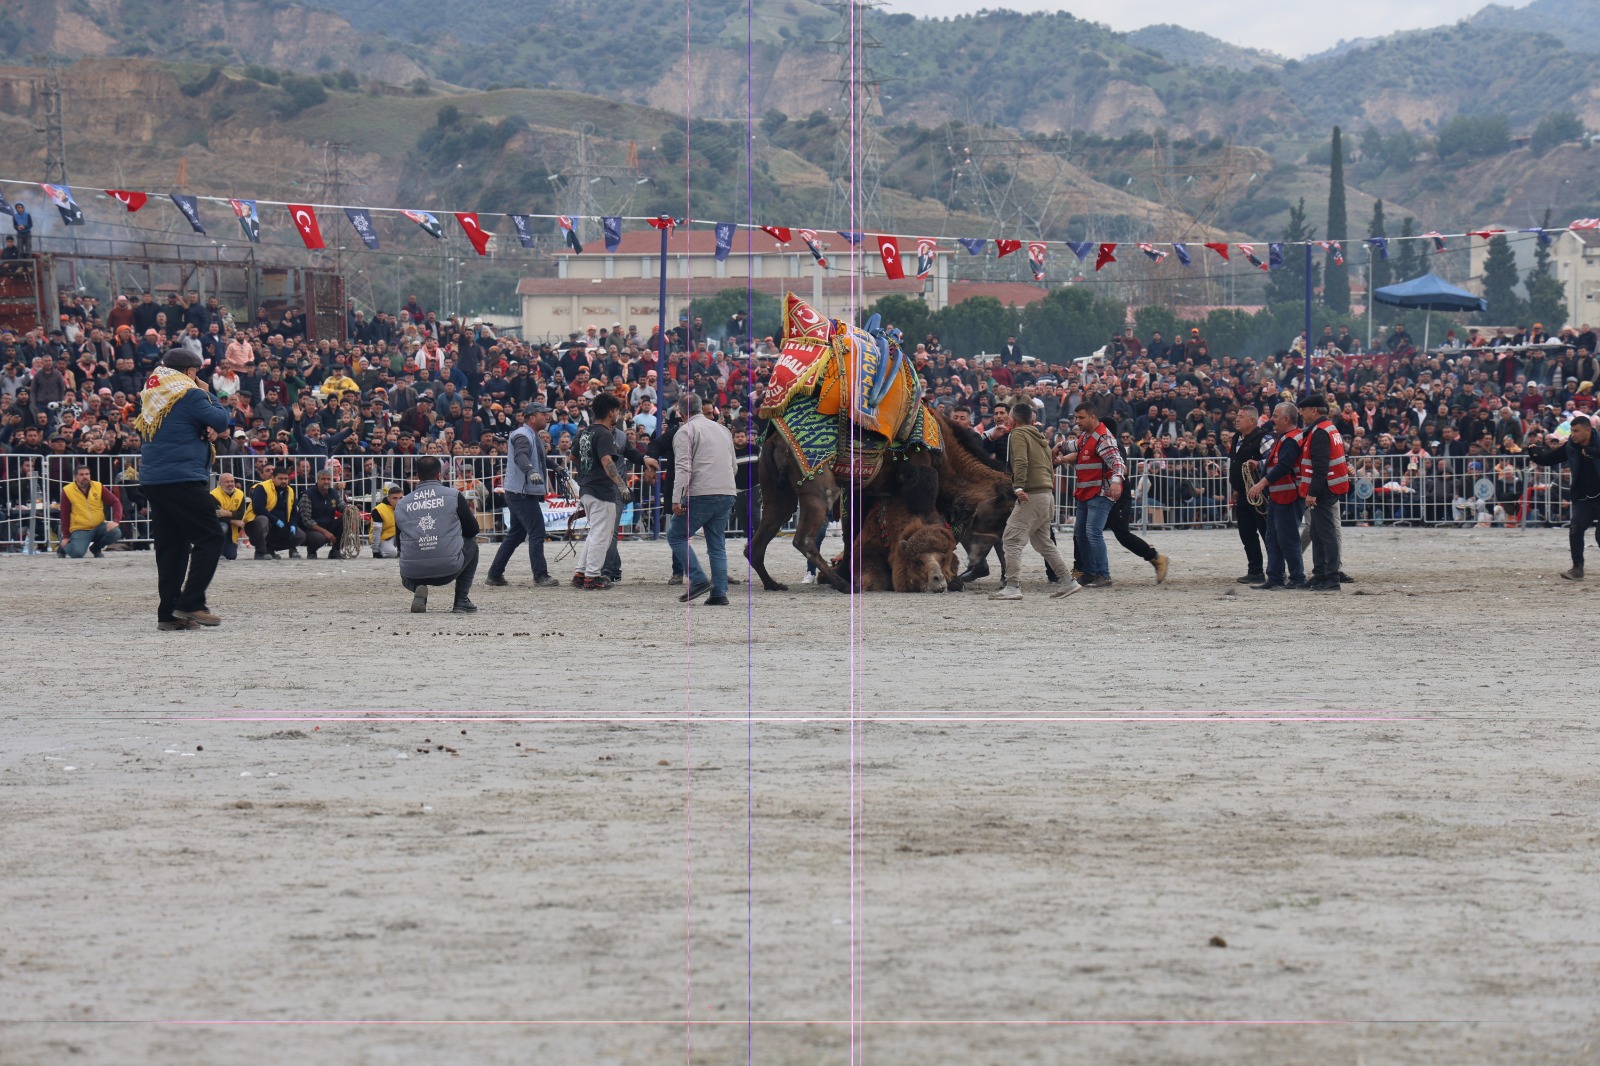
1066, 241, 1094, 262
958, 238, 987, 255
170, 194, 206, 235
1172, 242, 1191, 266
1520, 227, 1553, 248
714, 221, 735, 262
837, 230, 863, 246
1367, 236, 1389, 260
1268, 242, 1284, 269
344, 207, 379, 250
508, 214, 535, 248
603, 216, 623, 253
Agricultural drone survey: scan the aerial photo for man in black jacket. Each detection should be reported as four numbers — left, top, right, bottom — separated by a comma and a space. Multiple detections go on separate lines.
1227, 405, 1271, 583
1529, 414, 1600, 580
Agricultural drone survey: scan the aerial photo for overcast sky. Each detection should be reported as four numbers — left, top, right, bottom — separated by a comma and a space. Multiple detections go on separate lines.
879, 0, 1519, 58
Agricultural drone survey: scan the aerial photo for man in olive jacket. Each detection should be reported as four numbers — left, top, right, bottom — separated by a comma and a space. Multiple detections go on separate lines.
990, 402, 1077, 601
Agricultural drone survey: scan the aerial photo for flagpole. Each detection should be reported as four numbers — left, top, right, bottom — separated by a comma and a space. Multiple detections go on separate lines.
1303, 242, 1313, 397
652, 217, 669, 539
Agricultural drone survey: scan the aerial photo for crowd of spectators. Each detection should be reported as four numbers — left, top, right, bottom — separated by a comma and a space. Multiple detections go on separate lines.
2, 281, 1597, 550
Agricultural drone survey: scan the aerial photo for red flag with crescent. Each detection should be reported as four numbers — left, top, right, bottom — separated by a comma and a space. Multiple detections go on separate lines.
876, 235, 905, 280
994, 238, 1022, 258
1095, 243, 1117, 271
455, 212, 491, 256
286, 204, 325, 250
105, 190, 148, 212
761, 225, 792, 244
1204, 242, 1231, 261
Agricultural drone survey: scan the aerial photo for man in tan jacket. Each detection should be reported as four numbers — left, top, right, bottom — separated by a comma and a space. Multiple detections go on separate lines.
990, 402, 1079, 601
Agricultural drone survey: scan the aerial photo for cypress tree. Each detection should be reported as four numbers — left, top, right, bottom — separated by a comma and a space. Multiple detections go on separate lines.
1367, 200, 1391, 292
1324, 127, 1351, 313
1481, 234, 1526, 323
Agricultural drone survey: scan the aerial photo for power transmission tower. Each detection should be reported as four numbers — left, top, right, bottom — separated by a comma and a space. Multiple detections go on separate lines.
312, 141, 357, 276
548, 122, 638, 246
40, 63, 68, 185
822, 0, 890, 235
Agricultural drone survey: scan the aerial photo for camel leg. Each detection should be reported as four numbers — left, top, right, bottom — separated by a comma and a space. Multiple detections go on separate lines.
747, 482, 796, 591
796, 488, 851, 593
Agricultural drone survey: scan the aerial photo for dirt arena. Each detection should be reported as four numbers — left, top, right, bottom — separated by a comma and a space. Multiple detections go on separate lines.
3, 528, 1597, 1065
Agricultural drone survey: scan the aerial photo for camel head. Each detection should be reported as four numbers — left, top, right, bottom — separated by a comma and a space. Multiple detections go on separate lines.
894, 518, 960, 593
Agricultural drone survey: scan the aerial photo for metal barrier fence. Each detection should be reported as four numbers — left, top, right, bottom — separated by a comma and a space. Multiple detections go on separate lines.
2, 451, 1573, 554
1050, 453, 1573, 532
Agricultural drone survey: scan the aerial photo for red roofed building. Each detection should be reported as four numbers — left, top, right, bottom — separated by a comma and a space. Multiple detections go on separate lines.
518, 227, 953, 341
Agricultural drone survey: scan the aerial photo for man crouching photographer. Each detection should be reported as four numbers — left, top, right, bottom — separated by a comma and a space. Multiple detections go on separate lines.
396, 454, 480, 613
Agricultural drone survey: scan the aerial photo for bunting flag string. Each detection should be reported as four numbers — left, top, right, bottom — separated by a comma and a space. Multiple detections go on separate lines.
345, 207, 379, 250
455, 212, 491, 256
230, 199, 260, 244
105, 189, 147, 212
287, 204, 325, 250
1028, 241, 1047, 280
41, 184, 84, 226
2, 175, 1592, 278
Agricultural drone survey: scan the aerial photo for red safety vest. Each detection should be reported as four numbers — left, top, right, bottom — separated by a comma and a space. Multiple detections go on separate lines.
1074, 423, 1115, 501
1266, 428, 1303, 504
1297, 419, 1351, 497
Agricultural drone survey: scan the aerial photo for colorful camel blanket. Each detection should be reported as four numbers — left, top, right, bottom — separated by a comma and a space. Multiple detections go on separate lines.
770, 393, 944, 484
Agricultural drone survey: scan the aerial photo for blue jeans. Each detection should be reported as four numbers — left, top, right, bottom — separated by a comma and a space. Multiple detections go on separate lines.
1073, 495, 1113, 579
1265, 499, 1306, 584
667, 494, 734, 596
64, 522, 122, 558
488, 492, 550, 579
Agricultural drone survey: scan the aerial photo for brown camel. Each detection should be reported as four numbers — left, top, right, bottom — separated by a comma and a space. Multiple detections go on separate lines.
928, 411, 1016, 584
854, 500, 963, 593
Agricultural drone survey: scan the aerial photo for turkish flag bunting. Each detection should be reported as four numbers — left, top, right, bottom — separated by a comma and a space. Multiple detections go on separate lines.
1204, 242, 1230, 261
105, 190, 148, 212
761, 225, 792, 244
456, 212, 491, 256
994, 239, 1022, 257
1095, 243, 1117, 271
876, 235, 904, 280
286, 204, 325, 250
1468, 228, 1504, 240
647, 215, 680, 232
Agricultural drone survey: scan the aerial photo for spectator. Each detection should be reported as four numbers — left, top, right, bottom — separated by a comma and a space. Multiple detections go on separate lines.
210, 471, 248, 562
298, 467, 348, 559
247, 465, 306, 559
58, 464, 124, 558
371, 484, 403, 559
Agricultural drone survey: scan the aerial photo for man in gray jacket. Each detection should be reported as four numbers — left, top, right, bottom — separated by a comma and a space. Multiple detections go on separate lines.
485, 401, 560, 588
396, 454, 480, 613
667, 393, 738, 605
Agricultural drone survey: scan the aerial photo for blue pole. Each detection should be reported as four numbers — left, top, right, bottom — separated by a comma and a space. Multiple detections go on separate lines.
652, 221, 669, 539
1303, 242, 1314, 397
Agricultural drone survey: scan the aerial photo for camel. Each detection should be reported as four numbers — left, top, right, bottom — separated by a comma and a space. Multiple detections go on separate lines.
854, 499, 963, 593
929, 411, 1016, 585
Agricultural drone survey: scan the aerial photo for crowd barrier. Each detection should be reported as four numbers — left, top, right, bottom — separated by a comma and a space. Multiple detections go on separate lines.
0, 451, 1575, 554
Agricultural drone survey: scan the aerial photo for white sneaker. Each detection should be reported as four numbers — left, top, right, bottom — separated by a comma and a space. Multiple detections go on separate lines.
802, 572, 817, 584
988, 584, 1023, 601
1049, 579, 1082, 599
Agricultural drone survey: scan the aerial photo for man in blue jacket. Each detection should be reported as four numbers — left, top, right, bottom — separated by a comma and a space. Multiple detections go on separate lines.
1529, 414, 1600, 580
134, 349, 231, 630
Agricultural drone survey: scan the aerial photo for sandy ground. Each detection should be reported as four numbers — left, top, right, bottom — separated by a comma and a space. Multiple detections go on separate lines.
2, 528, 1597, 1065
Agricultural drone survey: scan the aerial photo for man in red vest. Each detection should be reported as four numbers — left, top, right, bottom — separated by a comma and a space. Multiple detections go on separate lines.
1248, 402, 1307, 589
1297, 395, 1351, 591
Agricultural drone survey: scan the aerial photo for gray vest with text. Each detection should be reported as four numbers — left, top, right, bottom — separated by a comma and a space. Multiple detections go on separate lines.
503, 424, 547, 496
396, 481, 464, 581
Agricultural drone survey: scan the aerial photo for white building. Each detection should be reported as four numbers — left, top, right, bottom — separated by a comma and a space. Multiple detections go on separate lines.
1467, 228, 1600, 328
516, 229, 952, 343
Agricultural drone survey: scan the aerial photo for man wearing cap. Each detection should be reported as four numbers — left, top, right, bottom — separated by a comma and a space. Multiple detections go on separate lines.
1528, 414, 1600, 579
485, 402, 560, 588
133, 348, 231, 630
1297, 395, 1351, 591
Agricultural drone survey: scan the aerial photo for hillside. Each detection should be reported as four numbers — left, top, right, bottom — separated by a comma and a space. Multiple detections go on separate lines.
1469, 0, 1600, 52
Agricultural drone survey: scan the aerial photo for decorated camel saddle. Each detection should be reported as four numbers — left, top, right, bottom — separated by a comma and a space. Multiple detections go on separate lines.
761, 293, 941, 481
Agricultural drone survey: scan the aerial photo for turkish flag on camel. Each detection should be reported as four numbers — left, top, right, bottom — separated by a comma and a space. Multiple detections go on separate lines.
286, 204, 325, 250
456, 212, 491, 255
876, 234, 904, 280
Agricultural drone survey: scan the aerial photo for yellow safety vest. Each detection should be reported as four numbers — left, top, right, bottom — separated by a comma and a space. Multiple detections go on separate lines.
373, 501, 398, 542
62, 481, 105, 534
256, 480, 295, 519
211, 486, 246, 541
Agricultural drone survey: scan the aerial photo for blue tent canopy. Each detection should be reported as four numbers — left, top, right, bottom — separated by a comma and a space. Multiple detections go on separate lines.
1372, 272, 1487, 313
